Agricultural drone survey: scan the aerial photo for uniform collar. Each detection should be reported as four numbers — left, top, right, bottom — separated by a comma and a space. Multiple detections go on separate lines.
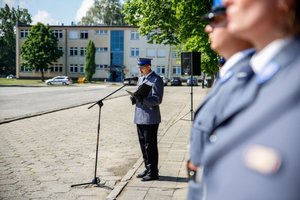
250, 37, 293, 76
219, 48, 255, 78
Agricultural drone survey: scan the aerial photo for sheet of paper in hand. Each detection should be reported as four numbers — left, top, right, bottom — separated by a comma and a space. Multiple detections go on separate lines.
126, 83, 152, 97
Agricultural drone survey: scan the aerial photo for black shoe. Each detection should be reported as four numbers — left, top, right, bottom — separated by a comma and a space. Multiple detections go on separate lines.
141, 174, 159, 181
136, 169, 148, 178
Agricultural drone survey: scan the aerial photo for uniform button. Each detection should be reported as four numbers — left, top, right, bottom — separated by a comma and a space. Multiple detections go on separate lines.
209, 134, 217, 143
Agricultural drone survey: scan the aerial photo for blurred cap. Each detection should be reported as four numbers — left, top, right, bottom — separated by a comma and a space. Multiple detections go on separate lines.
137, 58, 152, 67
201, 0, 226, 22
218, 57, 226, 65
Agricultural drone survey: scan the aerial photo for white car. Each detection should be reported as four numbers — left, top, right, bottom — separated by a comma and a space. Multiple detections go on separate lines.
6, 74, 16, 79
45, 76, 72, 85
160, 76, 169, 86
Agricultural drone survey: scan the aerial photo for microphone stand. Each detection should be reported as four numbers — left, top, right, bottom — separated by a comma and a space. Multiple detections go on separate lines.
71, 84, 127, 188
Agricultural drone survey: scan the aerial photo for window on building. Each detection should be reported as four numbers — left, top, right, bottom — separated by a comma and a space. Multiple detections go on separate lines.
130, 48, 139, 57
130, 31, 139, 40
58, 64, 63, 72
69, 31, 78, 39
20, 65, 30, 72
70, 47, 78, 56
96, 64, 108, 70
96, 47, 108, 53
157, 66, 166, 75
110, 30, 124, 66
79, 64, 84, 73
80, 30, 88, 39
80, 47, 86, 56
20, 29, 29, 38
172, 66, 181, 75
58, 47, 63, 54
95, 30, 108, 35
69, 64, 78, 73
53, 30, 63, 38
146, 48, 155, 57
50, 64, 63, 72
157, 49, 166, 58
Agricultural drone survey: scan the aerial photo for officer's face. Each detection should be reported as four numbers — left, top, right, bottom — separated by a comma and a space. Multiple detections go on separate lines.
223, 0, 288, 50
204, 12, 253, 58
204, 15, 232, 56
139, 65, 151, 76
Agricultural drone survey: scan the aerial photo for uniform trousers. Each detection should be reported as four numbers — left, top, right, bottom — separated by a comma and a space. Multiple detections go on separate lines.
137, 124, 159, 175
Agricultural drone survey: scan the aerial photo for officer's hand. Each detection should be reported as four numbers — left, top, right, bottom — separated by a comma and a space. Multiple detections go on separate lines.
187, 160, 198, 171
130, 96, 136, 105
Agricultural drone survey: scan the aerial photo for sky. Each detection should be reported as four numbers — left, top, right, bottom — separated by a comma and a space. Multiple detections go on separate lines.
0, 0, 95, 25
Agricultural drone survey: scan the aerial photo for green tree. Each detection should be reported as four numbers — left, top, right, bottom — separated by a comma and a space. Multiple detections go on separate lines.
123, 0, 218, 77
0, 4, 31, 75
84, 40, 96, 82
79, 0, 125, 25
21, 23, 63, 81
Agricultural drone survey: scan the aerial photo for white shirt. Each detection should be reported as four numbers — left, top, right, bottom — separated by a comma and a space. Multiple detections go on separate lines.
219, 49, 255, 78
250, 37, 293, 76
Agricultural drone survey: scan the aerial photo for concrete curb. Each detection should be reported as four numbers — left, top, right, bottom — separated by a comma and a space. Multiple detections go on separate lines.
107, 157, 143, 200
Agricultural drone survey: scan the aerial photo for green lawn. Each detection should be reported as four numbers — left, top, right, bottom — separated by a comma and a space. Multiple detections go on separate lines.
0, 78, 109, 86
0, 78, 44, 85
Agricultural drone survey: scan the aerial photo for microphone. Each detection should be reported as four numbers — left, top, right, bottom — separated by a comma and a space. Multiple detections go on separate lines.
124, 77, 138, 85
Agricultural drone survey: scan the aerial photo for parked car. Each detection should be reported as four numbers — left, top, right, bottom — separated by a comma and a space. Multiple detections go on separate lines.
160, 76, 169, 86
170, 77, 182, 86
6, 74, 16, 79
123, 76, 138, 85
45, 76, 72, 85
187, 77, 198, 86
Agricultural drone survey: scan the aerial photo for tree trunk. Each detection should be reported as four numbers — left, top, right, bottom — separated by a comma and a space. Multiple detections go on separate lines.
41, 69, 45, 82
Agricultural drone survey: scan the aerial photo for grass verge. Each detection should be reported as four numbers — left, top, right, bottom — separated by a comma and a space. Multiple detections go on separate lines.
0, 78, 44, 85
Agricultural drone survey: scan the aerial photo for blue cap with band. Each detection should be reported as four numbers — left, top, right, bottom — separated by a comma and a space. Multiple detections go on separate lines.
201, 0, 226, 22
137, 58, 152, 67
213, 0, 223, 9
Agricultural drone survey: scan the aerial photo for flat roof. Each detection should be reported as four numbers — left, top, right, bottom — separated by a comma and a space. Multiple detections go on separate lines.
16, 23, 137, 29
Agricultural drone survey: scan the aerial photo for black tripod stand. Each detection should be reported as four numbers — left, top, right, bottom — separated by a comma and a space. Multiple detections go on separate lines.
177, 76, 194, 122
71, 84, 127, 188
190, 74, 195, 121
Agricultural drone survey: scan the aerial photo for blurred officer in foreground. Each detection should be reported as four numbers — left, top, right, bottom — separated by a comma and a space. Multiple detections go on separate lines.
199, 0, 300, 199
131, 58, 164, 181
187, 0, 254, 199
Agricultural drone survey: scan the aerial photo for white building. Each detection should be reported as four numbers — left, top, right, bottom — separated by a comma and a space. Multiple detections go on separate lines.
16, 25, 182, 82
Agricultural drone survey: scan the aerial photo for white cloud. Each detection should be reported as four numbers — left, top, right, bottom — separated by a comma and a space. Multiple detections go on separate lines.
75, 0, 94, 22
32, 10, 57, 25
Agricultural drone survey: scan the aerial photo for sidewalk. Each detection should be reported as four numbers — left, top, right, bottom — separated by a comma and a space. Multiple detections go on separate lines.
108, 102, 202, 200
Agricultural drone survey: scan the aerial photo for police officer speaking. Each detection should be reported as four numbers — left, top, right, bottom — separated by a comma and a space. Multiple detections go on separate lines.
130, 58, 164, 181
